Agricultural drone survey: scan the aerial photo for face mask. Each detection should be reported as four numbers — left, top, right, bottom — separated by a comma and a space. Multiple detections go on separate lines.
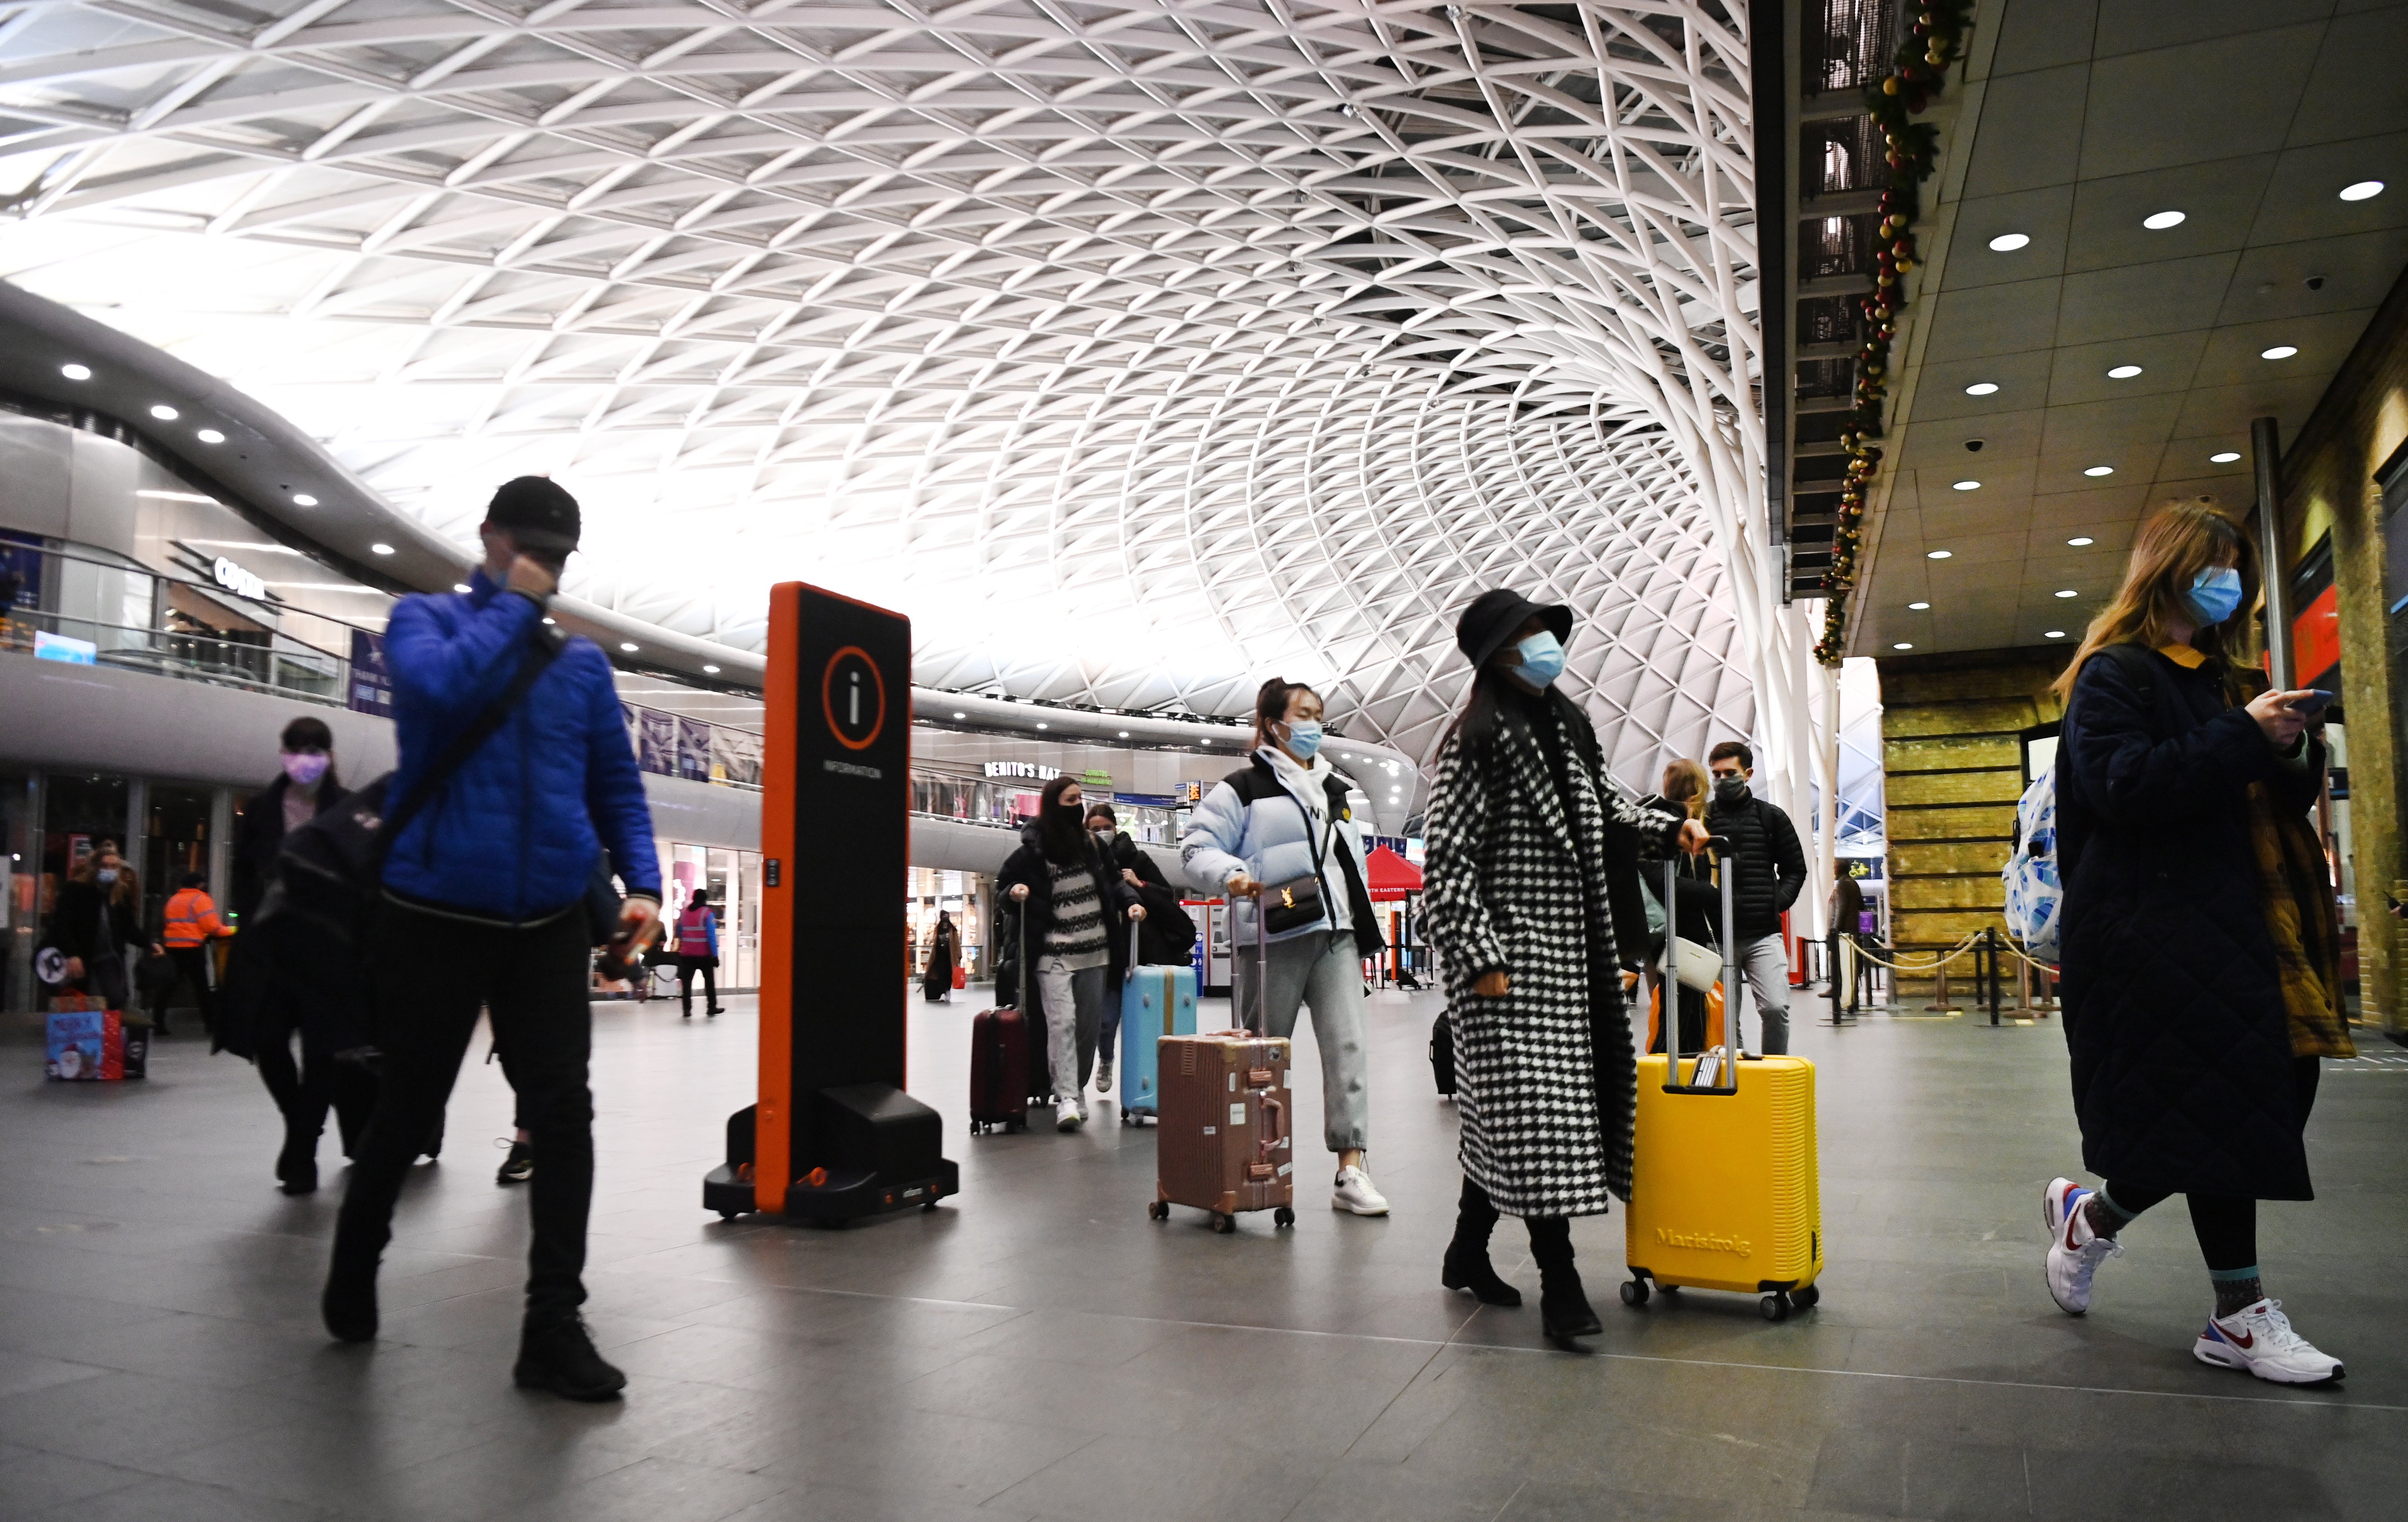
1714, 774, 1748, 804
1282, 718, 1323, 761
1091, 824, 1115, 839
96, 868, 119, 884
1513, 631, 1567, 688
2187, 567, 2243, 626
1055, 802, 1085, 820
283, 751, 330, 786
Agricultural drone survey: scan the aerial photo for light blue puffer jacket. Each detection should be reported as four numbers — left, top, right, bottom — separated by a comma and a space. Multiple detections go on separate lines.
380, 569, 661, 920
1182, 748, 1373, 946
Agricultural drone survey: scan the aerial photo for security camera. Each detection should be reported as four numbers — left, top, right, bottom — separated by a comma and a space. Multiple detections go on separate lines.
1964, 439, 1985, 452
2304, 275, 2327, 291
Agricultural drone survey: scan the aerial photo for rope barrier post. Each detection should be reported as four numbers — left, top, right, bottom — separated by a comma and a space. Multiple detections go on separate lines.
1828, 929, 1843, 1026
1985, 927, 2001, 1025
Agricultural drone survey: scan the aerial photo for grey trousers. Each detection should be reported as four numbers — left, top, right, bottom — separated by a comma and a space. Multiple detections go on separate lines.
1034, 957, 1108, 1101
1739, 933, 1791, 1055
1232, 928, 1369, 1153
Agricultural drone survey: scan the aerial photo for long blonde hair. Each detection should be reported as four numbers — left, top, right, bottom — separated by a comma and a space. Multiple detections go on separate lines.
69, 843, 140, 907
2053, 502, 2254, 701
1659, 758, 1710, 820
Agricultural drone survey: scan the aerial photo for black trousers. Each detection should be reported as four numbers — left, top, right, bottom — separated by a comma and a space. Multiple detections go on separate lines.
255, 983, 375, 1157
335, 899, 594, 1323
2105, 1057, 2323, 1273
162, 946, 218, 1032
676, 956, 717, 1015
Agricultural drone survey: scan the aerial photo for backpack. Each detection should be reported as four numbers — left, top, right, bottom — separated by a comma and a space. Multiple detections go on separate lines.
2001, 644, 2160, 965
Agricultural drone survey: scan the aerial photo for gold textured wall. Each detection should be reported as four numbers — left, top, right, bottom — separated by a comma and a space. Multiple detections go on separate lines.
1874, 648, 2069, 989
2281, 264, 2408, 1036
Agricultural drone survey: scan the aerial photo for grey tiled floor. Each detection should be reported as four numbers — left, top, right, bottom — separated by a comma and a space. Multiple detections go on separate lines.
4, 984, 2403, 1521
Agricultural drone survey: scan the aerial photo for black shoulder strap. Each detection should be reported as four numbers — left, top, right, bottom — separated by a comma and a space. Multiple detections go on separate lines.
379, 624, 566, 855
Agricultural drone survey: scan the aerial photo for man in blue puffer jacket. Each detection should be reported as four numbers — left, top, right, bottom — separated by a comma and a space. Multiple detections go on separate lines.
324, 476, 661, 1403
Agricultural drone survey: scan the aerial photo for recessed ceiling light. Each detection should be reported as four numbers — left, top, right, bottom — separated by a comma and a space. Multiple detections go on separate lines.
369, 542, 395, 556
2046, 630, 2067, 638
2142, 210, 2186, 230
196, 428, 225, 443
1118, 730, 1130, 738
2339, 180, 2385, 202
2210, 450, 2242, 463
1964, 382, 2000, 395
2055, 589, 2078, 598
704, 664, 720, 674
1952, 480, 1981, 491
1036, 722, 1048, 730
2083, 465, 2114, 477
1988, 233, 2030, 251
2107, 364, 2143, 379
1908, 601, 1931, 610
620, 642, 639, 652
2068, 537, 2094, 546
453, 583, 473, 594
293, 494, 318, 506
60, 363, 91, 380
1927, 549, 1953, 560
542, 617, 556, 625
1893, 642, 1914, 651
150, 404, 178, 420
2260, 345, 2298, 360
952, 710, 966, 719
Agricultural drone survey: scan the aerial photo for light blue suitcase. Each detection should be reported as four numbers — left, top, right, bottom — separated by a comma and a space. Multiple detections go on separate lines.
1118, 962, 1198, 1124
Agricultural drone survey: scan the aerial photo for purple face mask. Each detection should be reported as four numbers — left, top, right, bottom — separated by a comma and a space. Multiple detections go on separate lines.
283, 751, 330, 786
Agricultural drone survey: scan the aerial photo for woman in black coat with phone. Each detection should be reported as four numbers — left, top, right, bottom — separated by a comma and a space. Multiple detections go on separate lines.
2043, 502, 2350, 1386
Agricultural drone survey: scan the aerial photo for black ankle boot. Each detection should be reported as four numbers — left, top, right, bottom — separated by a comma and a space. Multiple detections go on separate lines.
321, 1250, 379, 1343
276, 1133, 318, 1196
515, 1318, 626, 1401
1441, 1176, 1523, 1307
1528, 1218, 1601, 1347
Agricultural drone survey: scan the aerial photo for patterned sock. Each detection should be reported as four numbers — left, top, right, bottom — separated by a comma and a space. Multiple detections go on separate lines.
2211, 1266, 2264, 1320
2082, 1187, 2140, 1241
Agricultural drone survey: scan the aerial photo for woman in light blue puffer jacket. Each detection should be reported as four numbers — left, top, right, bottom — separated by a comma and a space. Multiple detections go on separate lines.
1183, 679, 1390, 1216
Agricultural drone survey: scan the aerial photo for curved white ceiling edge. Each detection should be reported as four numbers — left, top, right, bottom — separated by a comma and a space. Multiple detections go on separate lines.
0, 0, 1776, 786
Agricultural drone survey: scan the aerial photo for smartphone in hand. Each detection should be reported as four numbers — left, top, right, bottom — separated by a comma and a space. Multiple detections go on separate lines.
2289, 690, 2336, 717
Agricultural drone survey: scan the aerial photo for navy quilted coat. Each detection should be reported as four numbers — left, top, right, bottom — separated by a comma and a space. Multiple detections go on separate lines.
2056, 645, 2323, 1200
380, 570, 661, 920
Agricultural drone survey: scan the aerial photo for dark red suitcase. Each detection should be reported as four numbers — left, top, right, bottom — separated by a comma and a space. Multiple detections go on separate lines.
972, 909, 1032, 1133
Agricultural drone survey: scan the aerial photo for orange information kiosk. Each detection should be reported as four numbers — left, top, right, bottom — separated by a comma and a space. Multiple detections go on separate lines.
703, 582, 959, 1224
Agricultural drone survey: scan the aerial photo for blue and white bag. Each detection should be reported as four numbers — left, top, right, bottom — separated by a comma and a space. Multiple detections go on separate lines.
2001, 766, 2062, 964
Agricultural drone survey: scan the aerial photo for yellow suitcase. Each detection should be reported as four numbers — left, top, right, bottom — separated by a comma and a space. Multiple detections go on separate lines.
1623, 1052, 1822, 1319
1622, 848, 1822, 1321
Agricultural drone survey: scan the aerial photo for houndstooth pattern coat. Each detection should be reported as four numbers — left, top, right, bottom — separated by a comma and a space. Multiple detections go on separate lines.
1424, 698, 1675, 1217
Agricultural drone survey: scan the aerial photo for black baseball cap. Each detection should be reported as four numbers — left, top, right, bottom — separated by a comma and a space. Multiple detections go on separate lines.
1455, 588, 1572, 669
484, 476, 580, 554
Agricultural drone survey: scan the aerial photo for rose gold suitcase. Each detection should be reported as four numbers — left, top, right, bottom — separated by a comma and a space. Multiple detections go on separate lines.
1148, 911, 1296, 1232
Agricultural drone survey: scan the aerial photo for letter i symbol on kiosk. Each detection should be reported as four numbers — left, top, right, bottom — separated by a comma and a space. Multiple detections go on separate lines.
849, 671, 861, 727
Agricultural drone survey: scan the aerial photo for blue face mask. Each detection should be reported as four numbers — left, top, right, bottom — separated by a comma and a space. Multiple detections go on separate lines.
1513, 631, 1567, 688
1282, 718, 1323, 761
2188, 567, 2243, 625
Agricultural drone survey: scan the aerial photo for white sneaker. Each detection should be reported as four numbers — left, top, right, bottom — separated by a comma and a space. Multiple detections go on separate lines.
2194, 1299, 2343, 1384
1331, 1165, 1390, 1216
1056, 1103, 1084, 1133
1095, 1057, 1114, 1095
2041, 1177, 2120, 1315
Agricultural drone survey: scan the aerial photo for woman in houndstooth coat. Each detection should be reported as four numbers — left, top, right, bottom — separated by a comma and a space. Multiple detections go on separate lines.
1423, 590, 1706, 1347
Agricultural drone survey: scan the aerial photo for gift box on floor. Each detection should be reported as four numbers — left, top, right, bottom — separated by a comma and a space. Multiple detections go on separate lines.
46, 997, 148, 1081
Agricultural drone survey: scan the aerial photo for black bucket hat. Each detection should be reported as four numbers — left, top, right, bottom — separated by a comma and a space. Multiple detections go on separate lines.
1455, 588, 1573, 669
485, 475, 580, 554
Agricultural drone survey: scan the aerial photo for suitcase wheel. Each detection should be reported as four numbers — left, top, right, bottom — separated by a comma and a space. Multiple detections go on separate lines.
1273, 1207, 1295, 1228
1760, 1292, 1791, 1323
1793, 1284, 1820, 1310
1211, 1211, 1236, 1234
716, 1209, 743, 1221
1148, 1200, 1169, 1221
1619, 1278, 1649, 1307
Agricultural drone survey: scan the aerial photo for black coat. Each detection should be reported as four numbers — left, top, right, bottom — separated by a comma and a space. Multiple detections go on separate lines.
1107, 832, 1197, 964
231, 774, 349, 923
1634, 796, 1721, 946
2058, 644, 2323, 1200
998, 824, 1141, 985
1704, 792, 1807, 942
46, 879, 143, 964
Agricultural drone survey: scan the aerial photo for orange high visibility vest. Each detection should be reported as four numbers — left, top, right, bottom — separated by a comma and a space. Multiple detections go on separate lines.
163, 887, 227, 947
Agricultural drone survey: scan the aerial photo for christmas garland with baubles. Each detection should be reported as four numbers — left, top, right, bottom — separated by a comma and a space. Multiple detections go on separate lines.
1812, 0, 1972, 666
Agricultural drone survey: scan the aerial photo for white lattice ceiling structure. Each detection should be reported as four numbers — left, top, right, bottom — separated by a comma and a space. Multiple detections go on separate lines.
0, 0, 1827, 786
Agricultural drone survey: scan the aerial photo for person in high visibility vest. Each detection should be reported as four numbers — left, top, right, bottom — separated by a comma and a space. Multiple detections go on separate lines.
160, 872, 232, 1037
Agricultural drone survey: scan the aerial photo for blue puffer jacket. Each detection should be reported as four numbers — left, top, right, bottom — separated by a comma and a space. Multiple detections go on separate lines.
380, 569, 661, 920
1182, 748, 1374, 946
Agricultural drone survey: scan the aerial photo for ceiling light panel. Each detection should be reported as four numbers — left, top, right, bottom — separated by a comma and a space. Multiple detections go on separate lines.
0, 0, 1774, 777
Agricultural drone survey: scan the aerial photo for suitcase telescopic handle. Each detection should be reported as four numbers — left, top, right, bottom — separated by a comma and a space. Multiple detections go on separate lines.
1660, 834, 1741, 1094
1126, 917, 1139, 985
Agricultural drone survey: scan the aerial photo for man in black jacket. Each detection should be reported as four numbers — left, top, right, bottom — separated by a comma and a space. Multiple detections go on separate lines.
1705, 741, 1809, 1054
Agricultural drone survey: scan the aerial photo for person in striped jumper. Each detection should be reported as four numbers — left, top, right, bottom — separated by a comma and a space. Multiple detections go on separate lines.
999, 774, 1146, 1131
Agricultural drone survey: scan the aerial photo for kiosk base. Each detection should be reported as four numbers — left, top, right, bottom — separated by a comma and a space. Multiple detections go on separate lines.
704, 1088, 960, 1224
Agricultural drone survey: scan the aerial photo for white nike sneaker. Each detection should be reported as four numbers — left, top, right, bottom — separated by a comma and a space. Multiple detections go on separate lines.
1332, 1165, 1390, 1216
1056, 1100, 1085, 1133
1094, 1057, 1114, 1094
2194, 1299, 2344, 1384
2041, 1176, 2120, 1315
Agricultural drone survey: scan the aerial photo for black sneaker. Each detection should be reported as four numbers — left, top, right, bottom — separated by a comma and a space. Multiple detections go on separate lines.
322, 1257, 379, 1343
495, 1140, 534, 1186
514, 1318, 626, 1401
